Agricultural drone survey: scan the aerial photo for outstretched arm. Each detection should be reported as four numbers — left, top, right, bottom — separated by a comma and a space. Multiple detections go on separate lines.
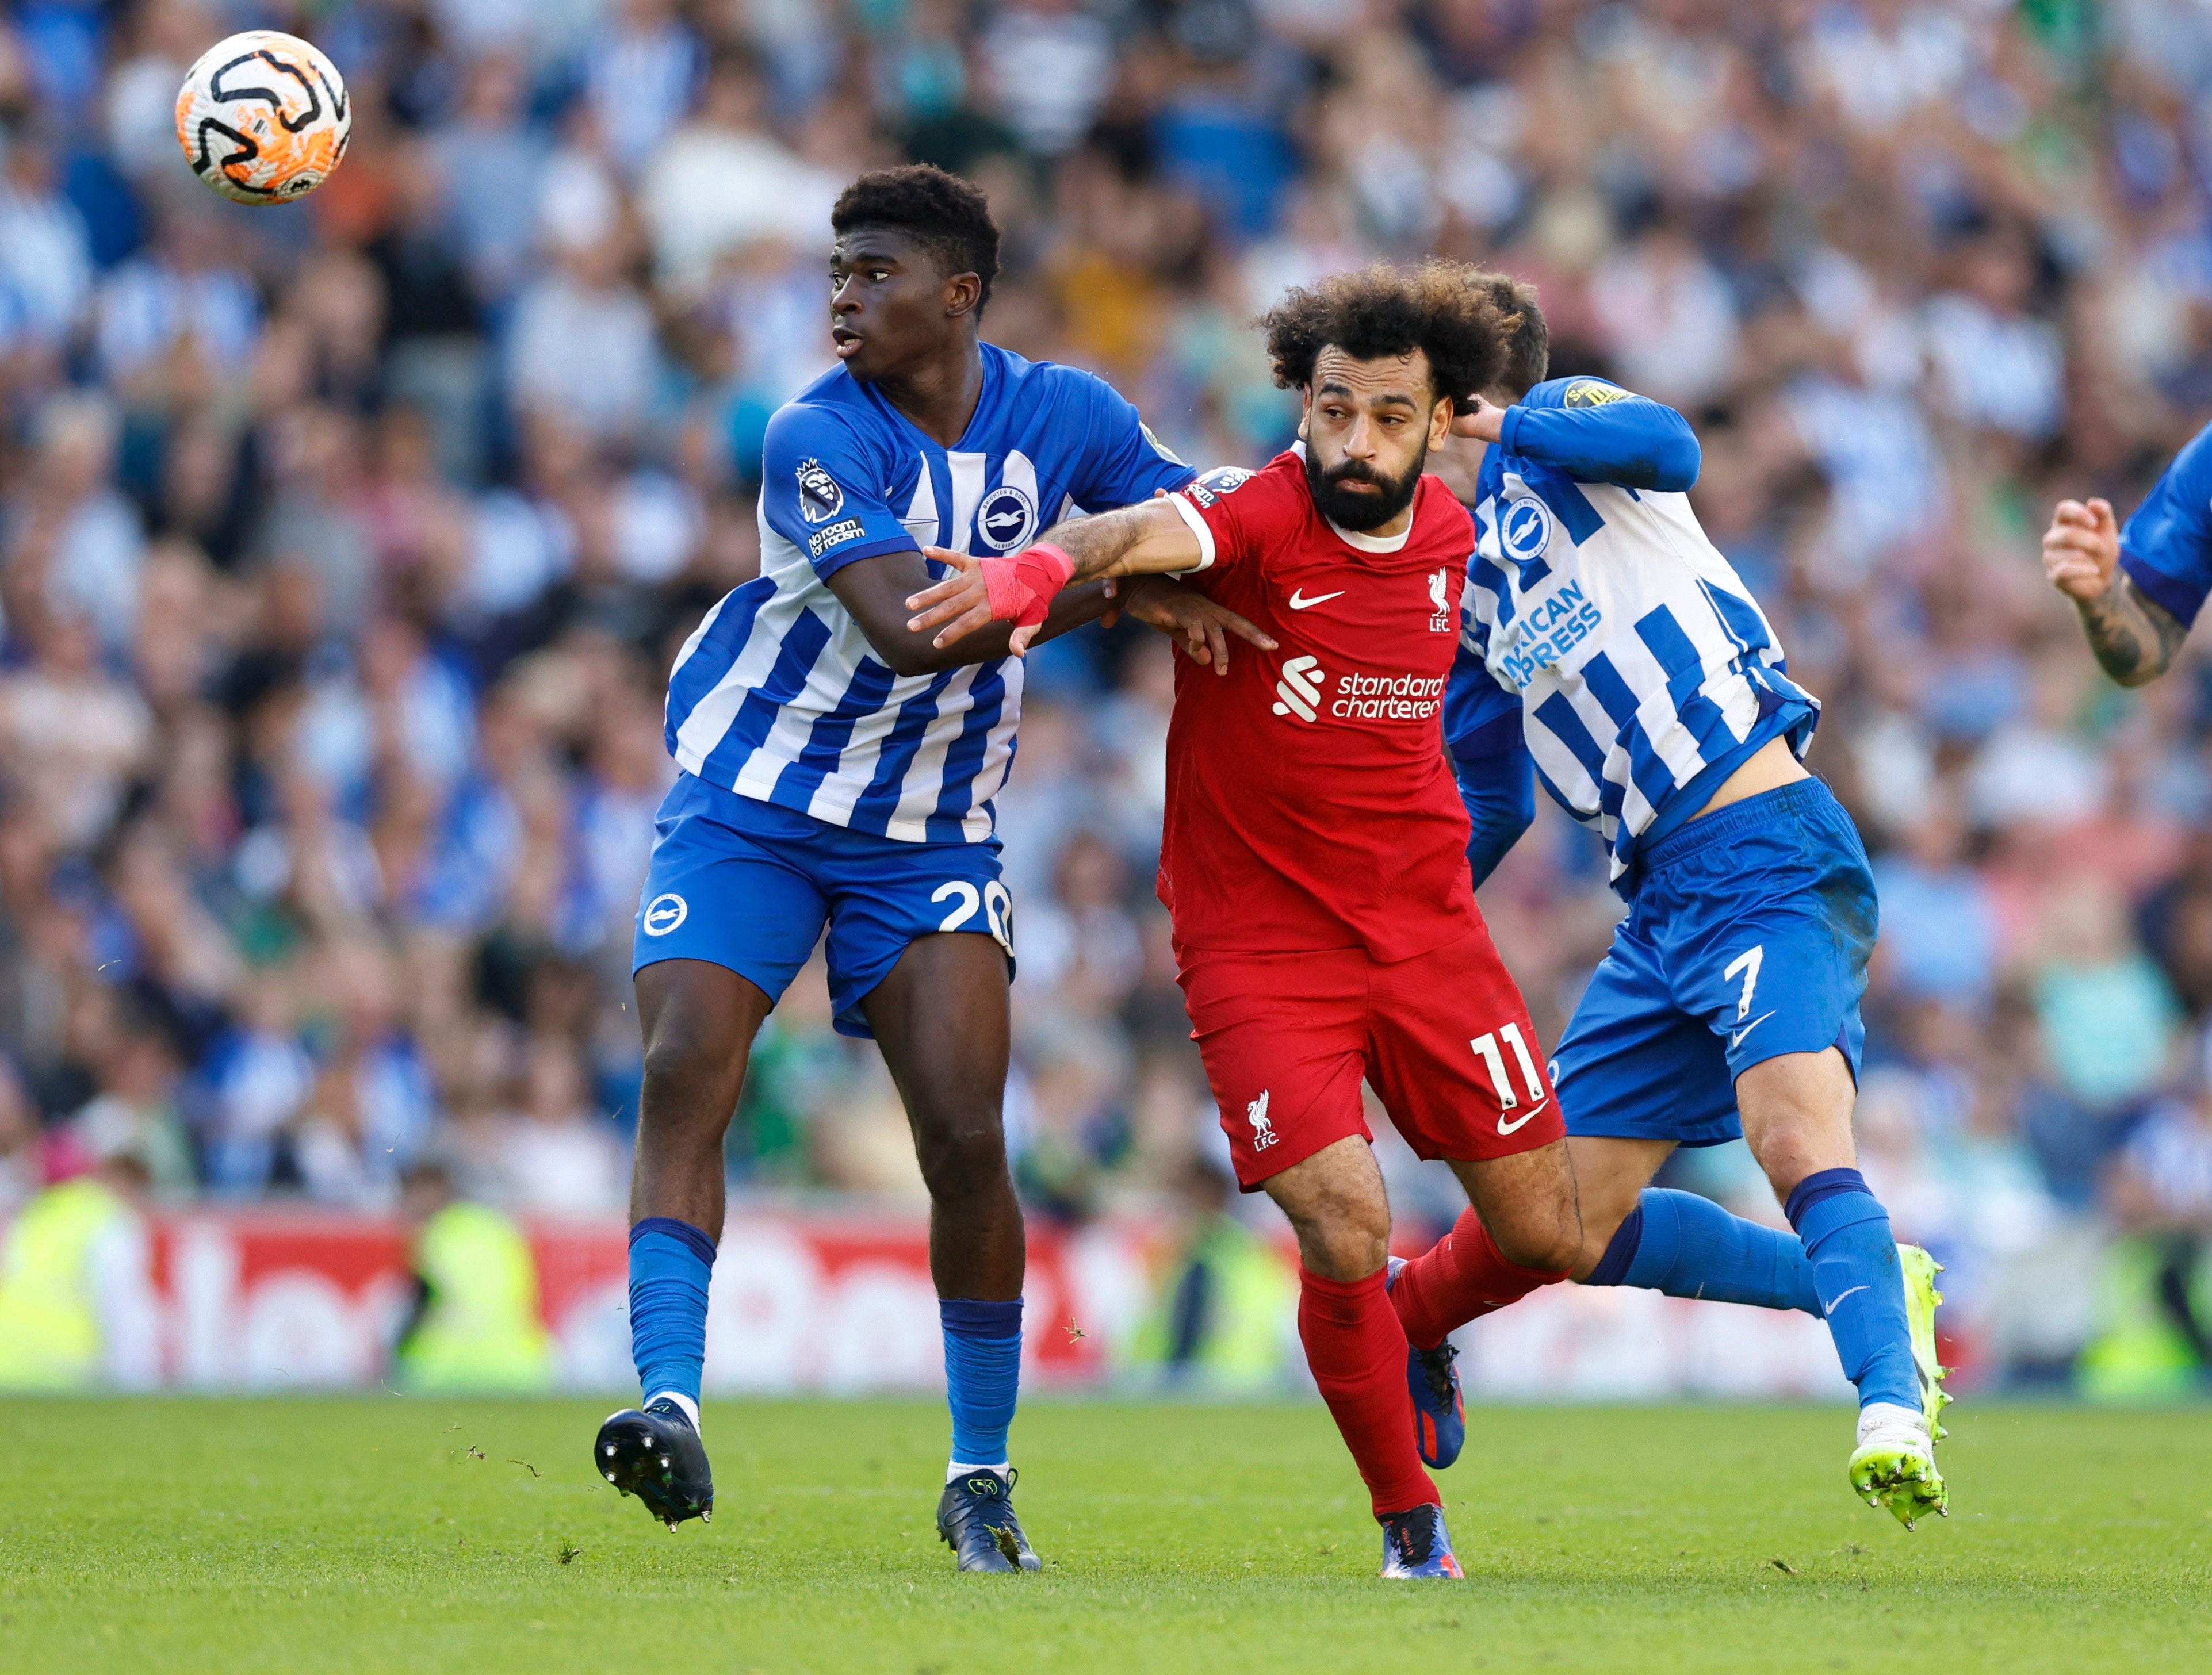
1455, 390, 1700, 492
905, 497, 1207, 655
760, 400, 1119, 676
829, 549, 1118, 677
1046, 497, 1212, 580
2043, 496, 2187, 687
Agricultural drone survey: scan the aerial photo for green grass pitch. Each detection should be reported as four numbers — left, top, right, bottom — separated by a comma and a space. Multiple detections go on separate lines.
2, 1398, 2207, 1673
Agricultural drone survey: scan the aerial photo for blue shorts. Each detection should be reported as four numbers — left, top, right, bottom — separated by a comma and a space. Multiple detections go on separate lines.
1553, 779, 1876, 1148
631, 771, 1013, 1039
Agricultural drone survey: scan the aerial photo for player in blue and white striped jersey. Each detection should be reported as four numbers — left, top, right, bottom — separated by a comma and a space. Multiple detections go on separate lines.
1451, 389, 1820, 893
595, 167, 1253, 1566
1437, 278, 1951, 1530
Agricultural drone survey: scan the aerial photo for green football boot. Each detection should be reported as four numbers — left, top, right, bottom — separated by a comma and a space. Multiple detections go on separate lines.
1846, 1244, 1950, 1530
1899, 1243, 1953, 1440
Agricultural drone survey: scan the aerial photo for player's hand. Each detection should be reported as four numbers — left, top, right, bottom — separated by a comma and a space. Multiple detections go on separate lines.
905, 547, 1031, 653
1450, 396, 1508, 443
1114, 577, 1277, 674
2042, 497, 2120, 603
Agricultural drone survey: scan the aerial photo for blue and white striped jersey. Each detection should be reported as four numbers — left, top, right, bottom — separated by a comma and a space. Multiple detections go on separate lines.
1449, 377, 1819, 891
664, 343, 1191, 842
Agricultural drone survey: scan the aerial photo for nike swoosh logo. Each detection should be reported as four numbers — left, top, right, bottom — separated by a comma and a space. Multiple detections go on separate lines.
1731, 1010, 1777, 1050
1819, 1284, 1869, 1316
1497, 1099, 1548, 1136
1288, 589, 1345, 610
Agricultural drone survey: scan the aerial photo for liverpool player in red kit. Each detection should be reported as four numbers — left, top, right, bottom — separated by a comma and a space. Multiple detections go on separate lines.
908, 265, 1583, 1579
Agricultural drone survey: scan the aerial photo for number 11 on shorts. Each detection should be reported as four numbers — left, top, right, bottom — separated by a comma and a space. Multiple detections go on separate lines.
1471, 1022, 1545, 1107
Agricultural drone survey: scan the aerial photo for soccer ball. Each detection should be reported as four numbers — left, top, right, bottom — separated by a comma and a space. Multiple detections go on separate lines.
175, 31, 351, 205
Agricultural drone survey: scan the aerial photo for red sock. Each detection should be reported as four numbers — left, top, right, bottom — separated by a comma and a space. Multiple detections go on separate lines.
1390, 1208, 1570, 1351
1298, 1266, 1439, 1517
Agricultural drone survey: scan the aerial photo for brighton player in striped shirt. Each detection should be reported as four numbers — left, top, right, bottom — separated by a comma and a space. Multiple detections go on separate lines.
1433, 278, 1950, 1528
593, 166, 1262, 1566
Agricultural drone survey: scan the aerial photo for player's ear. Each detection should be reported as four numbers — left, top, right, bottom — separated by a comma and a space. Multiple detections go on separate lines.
1429, 396, 1455, 450
1296, 386, 1311, 442
944, 270, 983, 320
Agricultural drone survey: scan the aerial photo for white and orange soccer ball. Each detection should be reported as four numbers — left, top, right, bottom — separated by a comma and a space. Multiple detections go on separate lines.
175, 31, 351, 205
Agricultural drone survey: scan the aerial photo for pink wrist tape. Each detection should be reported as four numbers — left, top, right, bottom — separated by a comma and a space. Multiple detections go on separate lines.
981, 542, 1076, 629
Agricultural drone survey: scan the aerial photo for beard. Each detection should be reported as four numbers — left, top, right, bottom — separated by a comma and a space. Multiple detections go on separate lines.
1304, 440, 1426, 531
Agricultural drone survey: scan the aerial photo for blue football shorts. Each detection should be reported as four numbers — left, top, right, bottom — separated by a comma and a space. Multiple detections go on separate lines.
1553, 777, 1877, 1148
630, 771, 1014, 1039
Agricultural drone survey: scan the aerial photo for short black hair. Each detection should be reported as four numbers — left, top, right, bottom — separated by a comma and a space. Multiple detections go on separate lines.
1474, 270, 1549, 394
1257, 260, 1525, 413
831, 164, 1001, 314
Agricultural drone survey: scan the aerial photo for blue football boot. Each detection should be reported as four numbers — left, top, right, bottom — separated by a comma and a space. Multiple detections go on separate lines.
1379, 1502, 1464, 1579
1387, 1256, 1466, 1469
937, 1468, 1042, 1572
593, 1398, 713, 1531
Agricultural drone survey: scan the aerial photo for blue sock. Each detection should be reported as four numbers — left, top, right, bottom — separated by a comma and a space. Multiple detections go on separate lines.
628, 1217, 715, 1410
1784, 1168, 1919, 1413
1583, 1189, 1822, 1315
942, 1298, 1023, 1467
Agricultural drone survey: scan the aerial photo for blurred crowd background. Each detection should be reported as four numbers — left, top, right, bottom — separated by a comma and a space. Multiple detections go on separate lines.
7, 0, 2212, 1393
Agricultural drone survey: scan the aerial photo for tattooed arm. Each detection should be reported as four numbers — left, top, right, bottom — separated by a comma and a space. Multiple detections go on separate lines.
2043, 497, 2189, 687
2074, 571, 2187, 687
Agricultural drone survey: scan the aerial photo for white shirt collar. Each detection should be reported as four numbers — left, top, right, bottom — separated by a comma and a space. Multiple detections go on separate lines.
1326, 516, 1413, 553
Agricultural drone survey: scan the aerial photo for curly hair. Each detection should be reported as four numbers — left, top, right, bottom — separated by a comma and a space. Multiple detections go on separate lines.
1257, 260, 1531, 413
832, 164, 1001, 313
1472, 270, 1549, 394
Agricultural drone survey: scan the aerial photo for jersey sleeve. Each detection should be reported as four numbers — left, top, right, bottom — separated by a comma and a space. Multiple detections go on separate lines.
1162, 464, 1268, 573
2118, 423, 2212, 630
1444, 642, 1532, 886
1066, 373, 1197, 511
1455, 740, 1535, 887
1444, 638, 1525, 762
1500, 377, 1701, 492
759, 402, 919, 581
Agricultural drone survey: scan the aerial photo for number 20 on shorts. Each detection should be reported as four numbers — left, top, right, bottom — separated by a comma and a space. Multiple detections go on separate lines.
932, 880, 1014, 955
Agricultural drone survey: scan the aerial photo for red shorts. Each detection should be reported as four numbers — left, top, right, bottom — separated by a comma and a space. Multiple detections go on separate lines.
1179, 925, 1567, 1190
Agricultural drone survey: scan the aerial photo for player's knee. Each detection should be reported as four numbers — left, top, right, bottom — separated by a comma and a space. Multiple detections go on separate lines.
1289, 1198, 1391, 1281
638, 1025, 741, 1132
911, 1116, 1010, 1202
1494, 1213, 1580, 1275
1745, 1104, 1855, 1199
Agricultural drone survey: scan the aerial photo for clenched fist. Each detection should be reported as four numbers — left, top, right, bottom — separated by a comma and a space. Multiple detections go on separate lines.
2042, 497, 2120, 603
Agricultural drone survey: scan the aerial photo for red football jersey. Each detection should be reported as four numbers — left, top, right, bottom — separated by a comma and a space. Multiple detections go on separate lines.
1156, 451, 1480, 963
